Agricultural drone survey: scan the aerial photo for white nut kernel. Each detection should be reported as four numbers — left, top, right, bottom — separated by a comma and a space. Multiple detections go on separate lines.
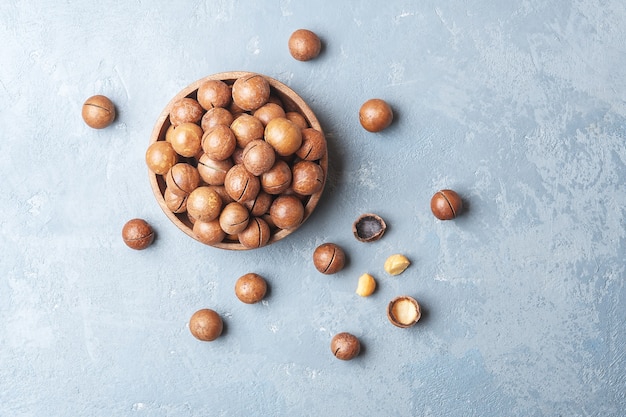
384, 254, 410, 276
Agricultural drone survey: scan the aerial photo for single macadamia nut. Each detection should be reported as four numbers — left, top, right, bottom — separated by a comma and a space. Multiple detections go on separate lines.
313, 243, 346, 274
197, 79, 232, 110
170, 97, 204, 126
202, 125, 236, 161
219, 202, 250, 235
82, 95, 116, 129
359, 98, 393, 132
296, 128, 327, 161
330, 332, 360, 360
431, 189, 463, 220
232, 74, 270, 111
122, 218, 154, 250
235, 273, 267, 304
167, 122, 204, 158
164, 187, 188, 213
238, 217, 271, 248
261, 160, 292, 195
242, 139, 276, 176
189, 309, 223, 341
253, 102, 286, 126
187, 186, 222, 222
165, 163, 200, 196
224, 164, 261, 202
145, 141, 178, 175
197, 154, 233, 185
291, 160, 324, 195
230, 114, 265, 148
264, 117, 302, 156
269, 195, 304, 229
288, 29, 322, 61
193, 218, 226, 246
201, 107, 235, 131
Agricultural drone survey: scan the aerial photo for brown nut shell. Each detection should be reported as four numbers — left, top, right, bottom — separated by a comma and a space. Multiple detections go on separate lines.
167, 122, 204, 158
234, 273, 267, 304
269, 195, 304, 230
264, 117, 302, 157
201, 107, 235, 131
330, 332, 360, 360
82, 95, 116, 129
197, 154, 233, 186
219, 202, 250, 235
430, 189, 463, 220
170, 97, 204, 126
238, 217, 271, 249
187, 186, 222, 222
313, 243, 346, 274
230, 114, 265, 148
359, 98, 393, 132
202, 125, 236, 161
164, 187, 188, 213
242, 139, 276, 176
296, 128, 327, 161
352, 213, 387, 242
224, 164, 261, 203
291, 160, 324, 195
260, 160, 292, 195
122, 218, 154, 250
165, 163, 200, 196
288, 29, 322, 62
232, 74, 270, 111
189, 309, 223, 341
145, 141, 178, 175
387, 296, 421, 328
197, 79, 232, 110
193, 218, 225, 246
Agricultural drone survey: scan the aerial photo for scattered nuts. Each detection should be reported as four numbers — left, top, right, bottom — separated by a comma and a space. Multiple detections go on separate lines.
330, 332, 360, 360
313, 243, 346, 274
359, 98, 393, 132
431, 189, 463, 220
352, 213, 386, 242
122, 218, 154, 250
235, 272, 267, 304
189, 308, 223, 341
82, 95, 116, 129
288, 29, 322, 61
355, 273, 377, 297
387, 296, 421, 328
384, 254, 410, 276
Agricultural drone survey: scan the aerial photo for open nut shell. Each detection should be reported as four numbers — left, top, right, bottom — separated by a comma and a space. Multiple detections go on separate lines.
352, 213, 386, 242
387, 296, 421, 328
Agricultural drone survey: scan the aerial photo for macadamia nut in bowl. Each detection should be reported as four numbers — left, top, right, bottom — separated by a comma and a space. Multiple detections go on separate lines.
148, 72, 328, 250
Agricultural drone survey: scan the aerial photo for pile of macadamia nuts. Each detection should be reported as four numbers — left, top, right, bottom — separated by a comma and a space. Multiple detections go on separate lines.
145, 72, 327, 250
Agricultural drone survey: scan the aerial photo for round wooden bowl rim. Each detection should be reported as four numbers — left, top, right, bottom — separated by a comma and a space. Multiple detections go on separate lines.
148, 71, 328, 250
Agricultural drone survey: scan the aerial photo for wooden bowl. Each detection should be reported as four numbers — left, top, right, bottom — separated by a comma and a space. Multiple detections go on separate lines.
148, 71, 328, 250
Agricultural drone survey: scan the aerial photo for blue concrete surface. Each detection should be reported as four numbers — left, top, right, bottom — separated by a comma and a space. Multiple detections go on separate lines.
1, 1, 625, 416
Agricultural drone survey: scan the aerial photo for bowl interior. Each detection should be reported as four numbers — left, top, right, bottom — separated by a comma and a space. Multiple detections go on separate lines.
148, 71, 328, 250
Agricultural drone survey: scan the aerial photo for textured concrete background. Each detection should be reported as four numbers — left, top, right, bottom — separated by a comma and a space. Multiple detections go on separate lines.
1, 1, 625, 416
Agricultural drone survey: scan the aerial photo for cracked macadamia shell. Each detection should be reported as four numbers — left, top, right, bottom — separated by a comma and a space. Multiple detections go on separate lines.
82, 95, 116, 129
122, 219, 154, 250
330, 332, 360, 360
313, 243, 346, 274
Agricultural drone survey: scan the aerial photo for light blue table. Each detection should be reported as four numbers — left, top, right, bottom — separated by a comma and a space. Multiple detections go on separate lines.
1, 1, 624, 415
